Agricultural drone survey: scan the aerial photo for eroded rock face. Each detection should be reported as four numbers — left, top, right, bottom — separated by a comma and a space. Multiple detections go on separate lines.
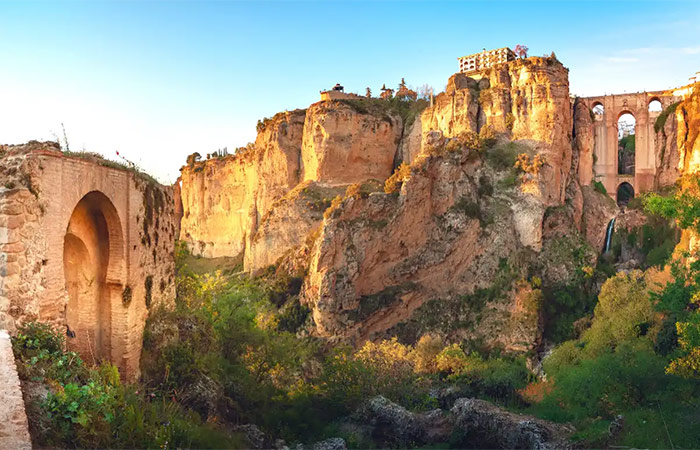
301, 101, 402, 185
244, 181, 345, 273
580, 185, 617, 252
410, 57, 572, 206
179, 103, 402, 271
343, 395, 573, 449
179, 109, 306, 260
676, 84, 700, 177
301, 57, 580, 350
655, 105, 680, 189
301, 148, 556, 349
572, 98, 594, 186
179, 56, 617, 353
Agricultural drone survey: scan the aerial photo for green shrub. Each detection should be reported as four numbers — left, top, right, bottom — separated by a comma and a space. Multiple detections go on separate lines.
485, 142, 519, 171
277, 299, 310, 333
654, 101, 680, 133
11, 322, 88, 384
593, 180, 607, 195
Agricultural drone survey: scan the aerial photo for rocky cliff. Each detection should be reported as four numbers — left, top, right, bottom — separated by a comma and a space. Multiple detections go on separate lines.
179, 55, 619, 352
179, 103, 404, 268
404, 57, 572, 205
654, 83, 699, 188
179, 109, 306, 259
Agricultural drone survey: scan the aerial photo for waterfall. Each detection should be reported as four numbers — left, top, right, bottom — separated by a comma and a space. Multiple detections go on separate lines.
603, 218, 616, 253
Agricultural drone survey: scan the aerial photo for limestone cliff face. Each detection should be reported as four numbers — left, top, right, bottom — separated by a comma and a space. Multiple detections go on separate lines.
179, 56, 620, 353
301, 101, 402, 185
296, 57, 618, 351
405, 56, 572, 206
179, 102, 404, 271
301, 143, 594, 350
654, 84, 699, 188
244, 181, 345, 271
572, 98, 594, 186
676, 84, 700, 177
179, 109, 305, 259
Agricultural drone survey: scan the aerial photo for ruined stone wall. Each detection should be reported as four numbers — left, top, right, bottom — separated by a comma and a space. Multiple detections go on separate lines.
0, 142, 176, 380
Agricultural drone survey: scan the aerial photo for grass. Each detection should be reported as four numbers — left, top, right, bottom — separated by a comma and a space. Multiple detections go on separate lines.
63, 150, 160, 185
592, 180, 607, 195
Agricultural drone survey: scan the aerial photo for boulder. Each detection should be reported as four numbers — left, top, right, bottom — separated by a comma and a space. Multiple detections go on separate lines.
450, 398, 574, 449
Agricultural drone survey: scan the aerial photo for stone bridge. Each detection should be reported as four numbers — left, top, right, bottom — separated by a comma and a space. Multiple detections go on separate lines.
579, 90, 681, 204
0, 142, 176, 379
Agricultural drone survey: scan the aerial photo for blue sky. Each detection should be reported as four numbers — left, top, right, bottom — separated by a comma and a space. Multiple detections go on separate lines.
1, 1, 699, 182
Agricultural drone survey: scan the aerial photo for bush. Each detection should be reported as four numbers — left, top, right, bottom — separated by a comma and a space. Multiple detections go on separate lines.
654, 101, 680, 133
12, 322, 88, 384
384, 163, 411, 194
593, 180, 607, 195
478, 125, 497, 148
13, 322, 244, 449
485, 142, 519, 171
514, 153, 546, 176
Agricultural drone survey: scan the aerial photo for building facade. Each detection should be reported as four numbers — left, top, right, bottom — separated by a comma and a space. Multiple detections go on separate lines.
458, 47, 516, 74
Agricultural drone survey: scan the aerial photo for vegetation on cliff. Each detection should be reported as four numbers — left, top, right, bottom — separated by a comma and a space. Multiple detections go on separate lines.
14, 179, 700, 448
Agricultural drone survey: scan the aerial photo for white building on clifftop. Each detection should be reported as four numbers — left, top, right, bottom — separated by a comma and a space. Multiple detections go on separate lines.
458, 47, 515, 74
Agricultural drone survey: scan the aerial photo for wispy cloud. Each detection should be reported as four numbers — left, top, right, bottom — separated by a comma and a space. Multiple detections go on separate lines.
681, 45, 700, 55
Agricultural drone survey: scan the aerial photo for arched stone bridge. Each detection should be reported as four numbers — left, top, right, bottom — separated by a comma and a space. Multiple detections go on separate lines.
0, 142, 177, 379
579, 90, 681, 203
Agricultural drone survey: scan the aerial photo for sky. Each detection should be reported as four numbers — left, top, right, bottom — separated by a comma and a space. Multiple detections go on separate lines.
1, 1, 699, 183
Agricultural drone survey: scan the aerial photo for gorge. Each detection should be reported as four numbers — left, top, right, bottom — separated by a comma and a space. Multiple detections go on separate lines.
2, 49, 700, 449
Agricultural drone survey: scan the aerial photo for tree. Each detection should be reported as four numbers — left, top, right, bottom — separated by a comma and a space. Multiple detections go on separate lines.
418, 84, 434, 100
514, 44, 528, 59
186, 152, 201, 167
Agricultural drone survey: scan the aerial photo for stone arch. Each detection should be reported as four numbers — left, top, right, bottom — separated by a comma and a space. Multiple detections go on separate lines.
616, 182, 635, 207
63, 191, 125, 363
617, 111, 636, 175
592, 102, 604, 115
648, 97, 663, 112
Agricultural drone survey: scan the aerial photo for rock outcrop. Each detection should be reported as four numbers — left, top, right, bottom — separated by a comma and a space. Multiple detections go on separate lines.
179, 103, 403, 272
179, 56, 618, 352
572, 98, 594, 186
450, 398, 573, 449
179, 109, 306, 259
654, 83, 699, 188
406, 56, 572, 205
342, 395, 573, 449
676, 84, 700, 178
301, 101, 402, 184
300, 56, 594, 350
